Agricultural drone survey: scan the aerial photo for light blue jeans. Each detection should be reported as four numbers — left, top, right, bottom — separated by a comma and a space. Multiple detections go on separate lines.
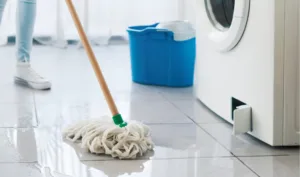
0, 0, 36, 62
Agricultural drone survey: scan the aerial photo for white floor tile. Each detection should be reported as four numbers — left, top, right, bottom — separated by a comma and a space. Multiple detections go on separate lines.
0, 157, 257, 177
0, 45, 298, 176
0, 84, 34, 103
33, 84, 164, 104
0, 128, 37, 162
149, 86, 196, 100
148, 124, 232, 159
35, 100, 193, 127
171, 99, 223, 124
0, 124, 231, 163
200, 123, 299, 156
0, 128, 87, 163
240, 156, 300, 177
0, 103, 37, 128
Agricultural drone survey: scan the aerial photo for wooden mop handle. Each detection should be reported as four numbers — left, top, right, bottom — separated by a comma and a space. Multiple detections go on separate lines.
65, 0, 119, 116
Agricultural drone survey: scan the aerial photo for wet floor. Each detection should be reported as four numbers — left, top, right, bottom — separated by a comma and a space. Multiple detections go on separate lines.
0, 45, 299, 177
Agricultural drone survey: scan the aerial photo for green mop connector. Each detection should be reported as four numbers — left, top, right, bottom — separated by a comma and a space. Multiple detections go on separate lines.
112, 114, 127, 128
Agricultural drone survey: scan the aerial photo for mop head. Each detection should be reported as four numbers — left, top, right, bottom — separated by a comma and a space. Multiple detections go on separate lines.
62, 116, 154, 159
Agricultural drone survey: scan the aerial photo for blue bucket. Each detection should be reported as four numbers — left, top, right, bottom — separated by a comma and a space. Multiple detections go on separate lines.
127, 23, 196, 87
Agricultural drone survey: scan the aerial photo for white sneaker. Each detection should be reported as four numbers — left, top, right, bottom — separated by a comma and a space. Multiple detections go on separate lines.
14, 61, 52, 90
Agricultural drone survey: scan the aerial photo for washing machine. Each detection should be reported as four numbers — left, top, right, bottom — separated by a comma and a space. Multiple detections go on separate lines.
195, 0, 300, 146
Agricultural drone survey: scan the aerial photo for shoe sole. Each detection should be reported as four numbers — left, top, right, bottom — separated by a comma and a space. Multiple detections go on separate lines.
14, 77, 51, 90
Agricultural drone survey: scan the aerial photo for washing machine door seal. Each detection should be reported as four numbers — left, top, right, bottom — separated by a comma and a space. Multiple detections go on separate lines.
205, 0, 250, 52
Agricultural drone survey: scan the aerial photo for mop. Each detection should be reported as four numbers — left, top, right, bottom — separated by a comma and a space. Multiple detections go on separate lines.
62, 0, 154, 159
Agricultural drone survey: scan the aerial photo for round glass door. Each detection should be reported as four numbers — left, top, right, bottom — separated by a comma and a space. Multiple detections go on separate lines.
205, 0, 250, 52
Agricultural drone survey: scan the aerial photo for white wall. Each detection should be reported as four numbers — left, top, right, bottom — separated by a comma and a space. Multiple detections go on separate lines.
0, 0, 183, 40
182, 0, 197, 26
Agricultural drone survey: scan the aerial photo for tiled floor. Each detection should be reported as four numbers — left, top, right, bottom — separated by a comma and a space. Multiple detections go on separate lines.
0, 45, 299, 177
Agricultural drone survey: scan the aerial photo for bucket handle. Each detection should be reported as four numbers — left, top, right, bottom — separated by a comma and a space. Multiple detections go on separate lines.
144, 27, 174, 40
127, 26, 174, 40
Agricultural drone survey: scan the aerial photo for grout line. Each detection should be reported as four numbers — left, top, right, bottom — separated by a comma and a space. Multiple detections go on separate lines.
159, 92, 198, 124
165, 98, 262, 176
161, 96, 295, 176
235, 154, 290, 158
194, 120, 263, 176
235, 157, 261, 177
195, 122, 260, 176
195, 121, 261, 176
196, 122, 226, 125
163, 95, 235, 152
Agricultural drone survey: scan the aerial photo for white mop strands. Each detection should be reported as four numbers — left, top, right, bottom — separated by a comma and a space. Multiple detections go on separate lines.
63, 116, 154, 159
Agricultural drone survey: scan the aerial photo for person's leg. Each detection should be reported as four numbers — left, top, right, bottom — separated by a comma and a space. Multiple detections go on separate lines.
15, 0, 51, 90
0, 0, 7, 24
16, 0, 36, 62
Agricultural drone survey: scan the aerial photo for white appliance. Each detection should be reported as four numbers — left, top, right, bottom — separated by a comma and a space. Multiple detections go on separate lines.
195, 0, 300, 146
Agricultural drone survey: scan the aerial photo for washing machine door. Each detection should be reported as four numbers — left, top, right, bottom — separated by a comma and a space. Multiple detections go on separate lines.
205, 0, 250, 52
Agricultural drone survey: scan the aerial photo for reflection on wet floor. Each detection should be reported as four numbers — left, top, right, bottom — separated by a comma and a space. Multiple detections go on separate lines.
0, 46, 299, 177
